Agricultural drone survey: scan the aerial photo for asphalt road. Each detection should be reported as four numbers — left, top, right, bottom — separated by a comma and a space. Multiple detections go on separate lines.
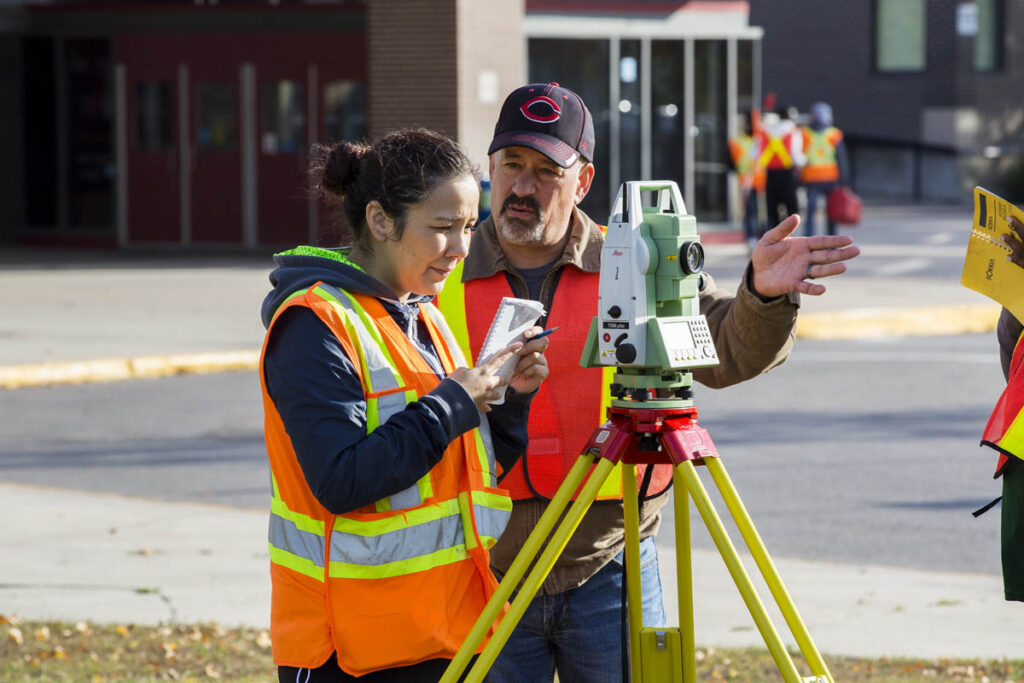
0, 329, 1006, 576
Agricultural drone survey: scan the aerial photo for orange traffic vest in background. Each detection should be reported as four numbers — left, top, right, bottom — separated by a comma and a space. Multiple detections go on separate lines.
801, 126, 843, 183
983, 333, 1024, 475
729, 134, 766, 192
437, 262, 674, 502
260, 282, 511, 675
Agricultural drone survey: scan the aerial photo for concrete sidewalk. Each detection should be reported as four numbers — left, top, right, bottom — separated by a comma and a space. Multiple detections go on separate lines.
1, 204, 1018, 661
2, 480, 1018, 660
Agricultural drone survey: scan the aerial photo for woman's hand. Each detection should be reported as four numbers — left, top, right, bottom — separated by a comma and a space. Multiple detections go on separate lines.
449, 342, 523, 412
508, 326, 551, 396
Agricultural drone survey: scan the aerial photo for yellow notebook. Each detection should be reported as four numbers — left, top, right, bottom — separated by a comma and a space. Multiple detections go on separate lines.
961, 186, 1024, 322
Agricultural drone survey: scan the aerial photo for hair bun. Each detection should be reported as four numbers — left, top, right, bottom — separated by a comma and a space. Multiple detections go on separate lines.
321, 140, 370, 198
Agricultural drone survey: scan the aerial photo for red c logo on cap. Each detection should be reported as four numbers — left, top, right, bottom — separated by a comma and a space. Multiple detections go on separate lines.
520, 96, 561, 123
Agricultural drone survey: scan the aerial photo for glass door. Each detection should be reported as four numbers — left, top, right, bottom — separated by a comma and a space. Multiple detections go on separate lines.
693, 40, 728, 222
258, 78, 307, 245
192, 80, 242, 243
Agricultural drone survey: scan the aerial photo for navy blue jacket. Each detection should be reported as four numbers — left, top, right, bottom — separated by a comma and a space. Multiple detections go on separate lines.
261, 248, 531, 514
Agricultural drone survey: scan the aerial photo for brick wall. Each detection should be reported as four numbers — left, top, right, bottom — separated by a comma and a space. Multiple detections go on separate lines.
367, 0, 524, 170
456, 0, 524, 171
749, 0, 959, 142
367, 0, 460, 139
750, 0, 1024, 148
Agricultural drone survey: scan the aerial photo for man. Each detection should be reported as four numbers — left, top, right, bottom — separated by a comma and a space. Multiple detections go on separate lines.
759, 104, 805, 230
980, 215, 1024, 603
437, 83, 859, 682
800, 102, 850, 237
728, 109, 766, 250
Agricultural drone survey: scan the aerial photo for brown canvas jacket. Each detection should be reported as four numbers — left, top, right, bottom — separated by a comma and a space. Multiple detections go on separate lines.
464, 207, 800, 593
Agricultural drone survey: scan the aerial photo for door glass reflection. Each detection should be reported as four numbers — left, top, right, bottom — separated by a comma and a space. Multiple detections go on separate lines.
324, 80, 366, 143
135, 81, 172, 152
195, 82, 237, 151
262, 80, 305, 154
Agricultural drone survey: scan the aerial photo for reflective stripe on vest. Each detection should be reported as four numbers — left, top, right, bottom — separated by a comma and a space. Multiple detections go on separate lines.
268, 478, 327, 581
311, 284, 436, 510
730, 135, 756, 177
436, 258, 673, 502
265, 285, 509, 582
801, 127, 840, 183
758, 132, 794, 170
420, 301, 500, 488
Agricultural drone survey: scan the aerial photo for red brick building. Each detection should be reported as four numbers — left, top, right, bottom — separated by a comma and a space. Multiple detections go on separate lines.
0, 0, 761, 248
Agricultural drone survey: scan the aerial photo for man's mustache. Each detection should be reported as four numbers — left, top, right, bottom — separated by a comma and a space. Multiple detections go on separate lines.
501, 195, 541, 216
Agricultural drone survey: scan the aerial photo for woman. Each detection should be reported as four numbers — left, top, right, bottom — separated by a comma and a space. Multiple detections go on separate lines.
259, 128, 549, 681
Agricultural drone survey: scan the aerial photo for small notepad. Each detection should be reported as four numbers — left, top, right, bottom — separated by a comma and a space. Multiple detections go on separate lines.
476, 297, 545, 405
961, 186, 1024, 323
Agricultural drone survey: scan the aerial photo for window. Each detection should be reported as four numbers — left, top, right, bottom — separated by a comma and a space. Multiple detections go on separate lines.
195, 83, 238, 151
529, 38, 610, 218
323, 80, 366, 144
651, 40, 684, 188
974, 0, 1002, 71
875, 0, 927, 72
262, 80, 305, 154
134, 81, 172, 152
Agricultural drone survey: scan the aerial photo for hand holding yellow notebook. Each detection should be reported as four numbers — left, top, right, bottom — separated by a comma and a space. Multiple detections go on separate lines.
961, 186, 1024, 322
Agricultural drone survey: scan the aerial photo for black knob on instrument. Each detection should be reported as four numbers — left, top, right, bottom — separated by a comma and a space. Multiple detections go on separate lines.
615, 343, 637, 364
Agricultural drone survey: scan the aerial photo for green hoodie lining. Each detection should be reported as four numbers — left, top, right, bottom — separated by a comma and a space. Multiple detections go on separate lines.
277, 246, 365, 273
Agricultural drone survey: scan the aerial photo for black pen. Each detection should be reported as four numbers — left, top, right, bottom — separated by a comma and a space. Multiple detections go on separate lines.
530, 326, 561, 341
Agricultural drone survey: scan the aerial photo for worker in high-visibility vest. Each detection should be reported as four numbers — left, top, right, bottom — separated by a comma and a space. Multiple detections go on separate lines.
980, 215, 1024, 603
259, 128, 552, 680
728, 110, 766, 250
800, 102, 850, 237
437, 83, 861, 683
759, 104, 805, 229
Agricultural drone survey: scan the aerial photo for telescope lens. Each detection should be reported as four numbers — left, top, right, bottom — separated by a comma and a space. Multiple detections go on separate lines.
680, 241, 704, 275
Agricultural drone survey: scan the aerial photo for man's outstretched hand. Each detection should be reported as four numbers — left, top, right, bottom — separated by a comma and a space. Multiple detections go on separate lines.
751, 214, 861, 298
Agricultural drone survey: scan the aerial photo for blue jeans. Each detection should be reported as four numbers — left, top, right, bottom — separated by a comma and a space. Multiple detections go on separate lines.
485, 536, 666, 683
804, 182, 838, 236
742, 189, 760, 240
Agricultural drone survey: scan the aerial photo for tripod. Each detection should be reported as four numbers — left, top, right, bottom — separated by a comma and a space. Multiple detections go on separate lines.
441, 401, 834, 682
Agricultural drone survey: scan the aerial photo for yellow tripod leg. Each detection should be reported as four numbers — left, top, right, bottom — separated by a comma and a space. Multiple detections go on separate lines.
622, 464, 643, 683
455, 456, 618, 683
675, 460, 804, 683
705, 457, 834, 682
672, 467, 695, 683
440, 453, 596, 683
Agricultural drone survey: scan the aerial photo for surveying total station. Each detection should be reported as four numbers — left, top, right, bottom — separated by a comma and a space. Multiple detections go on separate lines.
441, 181, 834, 683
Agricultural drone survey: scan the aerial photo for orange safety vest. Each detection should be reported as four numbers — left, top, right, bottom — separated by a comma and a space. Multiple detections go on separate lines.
758, 128, 797, 170
436, 261, 674, 502
260, 282, 511, 675
728, 134, 766, 192
801, 126, 842, 184
982, 333, 1024, 475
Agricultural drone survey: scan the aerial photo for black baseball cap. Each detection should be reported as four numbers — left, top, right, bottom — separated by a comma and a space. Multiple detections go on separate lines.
488, 83, 596, 168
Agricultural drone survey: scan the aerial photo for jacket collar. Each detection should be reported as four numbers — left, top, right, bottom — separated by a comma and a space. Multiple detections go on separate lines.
461, 206, 603, 282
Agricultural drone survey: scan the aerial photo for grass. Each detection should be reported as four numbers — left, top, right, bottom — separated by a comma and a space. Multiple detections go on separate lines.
2, 615, 1022, 681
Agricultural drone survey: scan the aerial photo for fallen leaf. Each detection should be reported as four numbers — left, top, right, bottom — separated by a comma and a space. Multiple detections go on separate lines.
8, 627, 23, 645
205, 663, 222, 679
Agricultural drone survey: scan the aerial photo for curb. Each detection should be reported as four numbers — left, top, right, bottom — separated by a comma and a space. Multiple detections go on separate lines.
0, 304, 1001, 390
796, 303, 1001, 340
0, 350, 259, 390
